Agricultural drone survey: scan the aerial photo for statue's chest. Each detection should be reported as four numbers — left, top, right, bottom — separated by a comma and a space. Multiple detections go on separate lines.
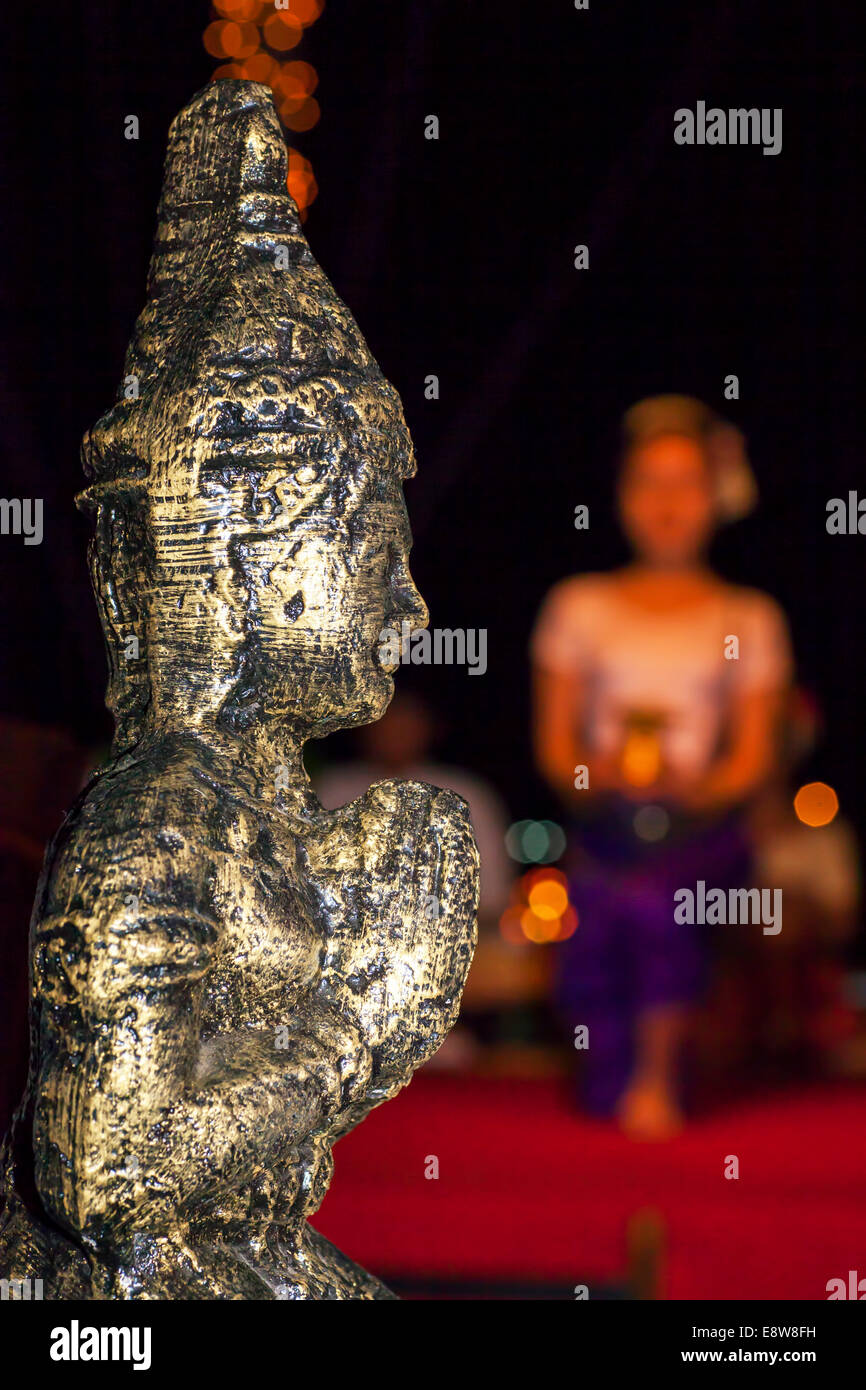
201, 814, 325, 1036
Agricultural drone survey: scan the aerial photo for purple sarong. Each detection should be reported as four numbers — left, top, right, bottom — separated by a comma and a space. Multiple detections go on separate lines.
555, 802, 751, 1114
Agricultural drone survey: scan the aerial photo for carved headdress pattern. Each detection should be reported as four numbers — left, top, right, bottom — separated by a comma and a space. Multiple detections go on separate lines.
81, 79, 414, 502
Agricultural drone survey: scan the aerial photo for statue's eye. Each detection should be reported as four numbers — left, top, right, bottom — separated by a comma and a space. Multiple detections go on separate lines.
358, 536, 389, 572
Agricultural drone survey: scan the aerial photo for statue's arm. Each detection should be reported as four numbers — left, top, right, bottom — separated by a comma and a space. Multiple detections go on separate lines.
31, 825, 370, 1249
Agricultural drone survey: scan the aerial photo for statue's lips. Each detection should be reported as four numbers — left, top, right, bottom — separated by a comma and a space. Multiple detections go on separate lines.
373, 637, 399, 676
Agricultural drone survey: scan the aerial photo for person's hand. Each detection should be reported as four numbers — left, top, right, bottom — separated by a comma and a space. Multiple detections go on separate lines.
587, 751, 628, 797
650, 765, 722, 815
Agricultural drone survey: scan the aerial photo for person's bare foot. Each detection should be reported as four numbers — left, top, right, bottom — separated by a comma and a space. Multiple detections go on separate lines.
617, 1080, 684, 1141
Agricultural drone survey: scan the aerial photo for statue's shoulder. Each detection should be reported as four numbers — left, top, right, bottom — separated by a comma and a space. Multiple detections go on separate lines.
37, 746, 223, 923
62, 744, 223, 848
31, 750, 224, 1002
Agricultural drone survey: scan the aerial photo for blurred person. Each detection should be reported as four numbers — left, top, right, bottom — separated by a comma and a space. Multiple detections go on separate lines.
531, 396, 792, 1138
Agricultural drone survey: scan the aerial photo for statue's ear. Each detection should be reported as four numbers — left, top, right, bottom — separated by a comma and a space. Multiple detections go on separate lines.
88, 500, 152, 748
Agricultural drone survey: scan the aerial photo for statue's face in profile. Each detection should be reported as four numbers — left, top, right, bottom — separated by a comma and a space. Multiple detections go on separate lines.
245, 468, 428, 737
146, 456, 427, 741
82, 80, 429, 760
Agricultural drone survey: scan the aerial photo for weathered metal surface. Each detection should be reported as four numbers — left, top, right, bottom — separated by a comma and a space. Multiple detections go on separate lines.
0, 80, 478, 1299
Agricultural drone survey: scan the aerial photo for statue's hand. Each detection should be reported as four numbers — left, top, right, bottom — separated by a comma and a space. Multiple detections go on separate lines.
308, 779, 479, 1089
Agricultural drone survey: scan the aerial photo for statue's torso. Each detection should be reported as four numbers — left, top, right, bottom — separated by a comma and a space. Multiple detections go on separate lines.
2, 742, 477, 1299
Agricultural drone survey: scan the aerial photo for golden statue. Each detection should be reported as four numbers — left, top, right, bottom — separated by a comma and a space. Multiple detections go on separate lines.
0, 81, 478, 1299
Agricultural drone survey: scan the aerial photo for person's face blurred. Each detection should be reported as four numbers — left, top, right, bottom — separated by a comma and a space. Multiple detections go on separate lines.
618, 434, 716, 566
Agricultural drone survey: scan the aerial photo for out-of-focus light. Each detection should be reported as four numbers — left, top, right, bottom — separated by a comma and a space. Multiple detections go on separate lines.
505, 820, 533, 860
527, 877, 569, 921
556, 905, 579, 941
289, 0, 324, 25
621, 729, 662, 788
229, 21, 260, 57
794, 781, 839, 827
279, 92, 309, 116
234, 51, 277, 84
263, 12, 304, 50
204, 19, 260, 59
522, 865, 567, 889
540, 821, 568, 860
273, 64, 317, 110
505, 820, 546, 861
213, 0, 264, 19
287, 158, 318, 212
282, 60, 318, 94
203, 20, 232, 59
498, 906, 526, 945
287, 176, 316, 208
287, 150, 315, 192
499, 867, 577, 945
211, 62, 244, 80
633, 803, 670, 842
505, 819, 566, 864
520, 907, 560, 944
283, 97, 321, 131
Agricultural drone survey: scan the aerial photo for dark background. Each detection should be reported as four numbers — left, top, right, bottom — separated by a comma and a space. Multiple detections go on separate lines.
0, 1, 863, 914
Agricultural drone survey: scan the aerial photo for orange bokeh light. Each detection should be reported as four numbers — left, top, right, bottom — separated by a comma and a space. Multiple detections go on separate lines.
276, 89, 308, 115
527, 878, 569, 921
793, 781, 839, 828
203, 21, 231, 58
227, 21, 260, 58
498, 907, 526, 945
263, 12, 304, 51
287, 165, 318, 211
203, 19, 260, 60
621, 731, 662, 788
522, 866, 567, 890
272, 64, 317, 109
212, 0, 264, 19
556, 905, 579, 941
282, 60, 318, 94
520, 908, 560, 944
237, 51, 278, 84
211, 62, 245, 81
282, 97, 321, 131
499, 869, 577, 946
287, 0, 324, 24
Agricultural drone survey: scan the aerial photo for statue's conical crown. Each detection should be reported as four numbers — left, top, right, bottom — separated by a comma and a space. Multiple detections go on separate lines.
81, 80, 414, 500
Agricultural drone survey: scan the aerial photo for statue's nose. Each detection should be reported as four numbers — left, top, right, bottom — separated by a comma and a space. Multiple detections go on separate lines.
389, 561, 428, 631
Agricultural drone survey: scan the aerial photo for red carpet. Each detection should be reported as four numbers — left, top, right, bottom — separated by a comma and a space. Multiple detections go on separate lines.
314, 1074, 866, 1299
